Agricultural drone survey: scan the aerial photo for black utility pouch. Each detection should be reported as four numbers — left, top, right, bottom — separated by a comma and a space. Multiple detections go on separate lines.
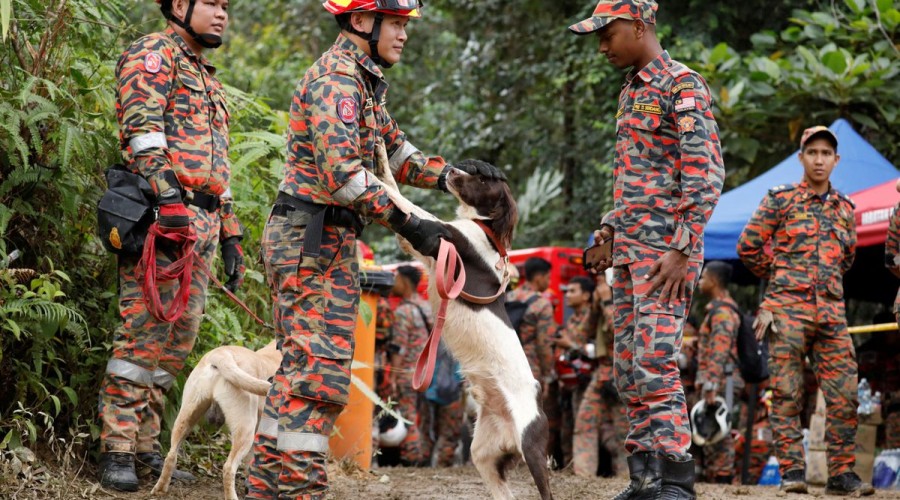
97, 164, 156, 255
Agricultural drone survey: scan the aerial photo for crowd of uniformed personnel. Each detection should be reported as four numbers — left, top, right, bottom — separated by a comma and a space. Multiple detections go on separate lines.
94, 0, 891, 498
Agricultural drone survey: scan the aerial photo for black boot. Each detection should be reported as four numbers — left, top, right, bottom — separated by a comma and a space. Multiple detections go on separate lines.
98, 452, 139, 492
658, 457, 696, 500
611, 452, 663, 500
136, 452, 197, 482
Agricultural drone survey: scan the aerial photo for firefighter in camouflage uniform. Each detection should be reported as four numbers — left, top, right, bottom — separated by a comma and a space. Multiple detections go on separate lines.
885, 186, 900, 449
388, 265, 430, 465
553, 275, 596, 467
244, 1, 505, 497
97, 0, 244, 492
695, 261, 743, 484
572, 1, 724, 497
574, 276, 628, 477
739, 126, 873, 496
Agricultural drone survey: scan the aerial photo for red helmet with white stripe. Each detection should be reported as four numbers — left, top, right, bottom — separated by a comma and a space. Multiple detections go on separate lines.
323, 0, 422, 18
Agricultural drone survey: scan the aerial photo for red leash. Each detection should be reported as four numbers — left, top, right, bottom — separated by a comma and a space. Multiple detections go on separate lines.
139, 223, 272, 330
192, 251, 274, 330
139, 223, 197, 323
412, 226, 510, 392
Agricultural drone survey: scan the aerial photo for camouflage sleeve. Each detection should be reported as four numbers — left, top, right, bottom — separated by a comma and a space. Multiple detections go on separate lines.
381, 107, 447, 189
887, 204, 900, 268
670, 73, 725, 256
116, 38, 176, 195
219, 197, 243, 240
391, 304, 413, 356
698, 306, 738, 389
518, 320, 540, 380
304, 75, 399, 224
841, 204, 857, 275
532, 299, 557, 381
738, 193, 780, 279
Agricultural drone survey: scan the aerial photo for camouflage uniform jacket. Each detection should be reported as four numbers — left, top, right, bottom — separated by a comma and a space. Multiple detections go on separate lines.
697, 297, 744, 394
116, 27, 241, 238
886, 204, 900, 315
393, 296, 432, 378
279, 34, 447, 225
561, 305, 593, 354
600, 51, 724, 265
738, 181, 856, 321
507, 283, 556, 382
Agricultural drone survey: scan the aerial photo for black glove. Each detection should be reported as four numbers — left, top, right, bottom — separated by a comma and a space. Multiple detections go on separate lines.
451, 159, 507, 181
220, 237, 245, 292
390, 212, 451, 258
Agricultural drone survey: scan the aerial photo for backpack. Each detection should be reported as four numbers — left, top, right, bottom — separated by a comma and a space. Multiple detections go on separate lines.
425, 340, 464, 406
712, 301, 770, 384
410, 302, 463, 406
505, 294, 540, 338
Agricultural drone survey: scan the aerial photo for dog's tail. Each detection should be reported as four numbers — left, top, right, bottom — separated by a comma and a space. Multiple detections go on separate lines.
210, 351, 271, 396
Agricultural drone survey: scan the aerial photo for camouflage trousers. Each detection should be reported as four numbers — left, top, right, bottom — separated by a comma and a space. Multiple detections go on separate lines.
767, 312, 858, 477
98, 207, 220, 454
420, 396, 464, 467
246, 212, 359, 500
573, 367, 628, 477
394, 376, 425, 464
612, 258, 699, 460
560, 384, 584, 467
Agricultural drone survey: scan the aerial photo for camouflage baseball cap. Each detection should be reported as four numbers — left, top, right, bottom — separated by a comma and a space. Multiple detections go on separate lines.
568, 0, 658, 35
800, 125, 838, 150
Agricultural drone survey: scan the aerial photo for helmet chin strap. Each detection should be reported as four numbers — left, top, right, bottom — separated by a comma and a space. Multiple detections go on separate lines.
345, 12, 392, 68
166, 0, 222, 49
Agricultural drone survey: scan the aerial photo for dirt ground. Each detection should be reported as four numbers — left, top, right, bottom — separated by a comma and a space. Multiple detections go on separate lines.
2, 462, 897, 500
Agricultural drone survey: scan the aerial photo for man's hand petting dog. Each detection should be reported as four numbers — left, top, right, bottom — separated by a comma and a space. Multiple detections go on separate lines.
452, 159, 507, 181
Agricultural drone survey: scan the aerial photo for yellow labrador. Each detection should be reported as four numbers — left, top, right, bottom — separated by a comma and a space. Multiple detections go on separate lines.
151, 341, 280, 500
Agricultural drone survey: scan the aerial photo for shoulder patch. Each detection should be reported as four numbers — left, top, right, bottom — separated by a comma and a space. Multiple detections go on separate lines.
675, 96, 697, 113
337, 96, 358, 124
143, 52, 163, 73
769, 183, 798, 195
672, 81, 695, 94
677, 115, 696, 134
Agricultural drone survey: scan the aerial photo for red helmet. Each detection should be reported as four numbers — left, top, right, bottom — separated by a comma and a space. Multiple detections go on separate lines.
323, 0, 422, 18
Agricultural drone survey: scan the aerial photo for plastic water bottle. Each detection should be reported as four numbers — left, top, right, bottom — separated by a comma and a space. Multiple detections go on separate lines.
858, 378, 872, 415
873, 449, 898, 489
759, 455, 781, 486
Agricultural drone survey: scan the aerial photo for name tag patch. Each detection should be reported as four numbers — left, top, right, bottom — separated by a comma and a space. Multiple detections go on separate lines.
675, 97, 696, 113
632, 103, 662, 115
672, 82, 695, 94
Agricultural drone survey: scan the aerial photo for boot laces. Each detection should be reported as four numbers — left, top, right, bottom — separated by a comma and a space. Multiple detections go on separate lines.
612, 485, 636, 500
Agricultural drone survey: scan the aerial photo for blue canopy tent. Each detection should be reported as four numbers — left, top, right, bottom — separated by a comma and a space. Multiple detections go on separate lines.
704, 119, 899, 260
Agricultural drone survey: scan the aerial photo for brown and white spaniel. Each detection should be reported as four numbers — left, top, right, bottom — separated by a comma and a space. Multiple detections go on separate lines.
374, 145, 553, 500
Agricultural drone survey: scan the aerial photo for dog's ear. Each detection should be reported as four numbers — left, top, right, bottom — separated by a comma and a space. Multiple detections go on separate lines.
489, 182, 518, 249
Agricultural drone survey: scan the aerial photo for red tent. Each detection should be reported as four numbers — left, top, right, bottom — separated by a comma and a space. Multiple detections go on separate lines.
851, 180, 900, 247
